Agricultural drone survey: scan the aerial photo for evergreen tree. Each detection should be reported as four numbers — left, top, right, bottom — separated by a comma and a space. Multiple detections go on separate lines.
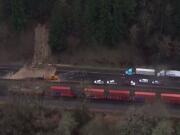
175, 122, 180, 135
11, 0, 26, 31
83, 0, 101, 43
98, 0, 113, 45
84, 0, 136, 46
173, 0, 180, 36
24, 0, 55, 20
0, 0, 3, 22
152, 120, 174, 135
56, 112, 77, 135
49, 0, 69, 51
71, 0, 84, 32
81, 115, 111, 135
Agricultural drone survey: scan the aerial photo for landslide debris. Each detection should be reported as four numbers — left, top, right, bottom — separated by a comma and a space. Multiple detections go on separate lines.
4, 65, 56, 80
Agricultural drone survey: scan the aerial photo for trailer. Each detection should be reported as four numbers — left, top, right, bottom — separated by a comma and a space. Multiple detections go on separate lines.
107, 90, 130, 101
50, 86, 76, 97
161, 93, 180, 104
84, 88, 105, 99
136, 68, 155, 76
157, 70, 180, 78
135, 91, 156, 102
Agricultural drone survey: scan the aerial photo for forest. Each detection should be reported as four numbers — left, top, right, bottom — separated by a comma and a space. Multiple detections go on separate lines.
0, 98, 180, 135
0, 0, 180, 65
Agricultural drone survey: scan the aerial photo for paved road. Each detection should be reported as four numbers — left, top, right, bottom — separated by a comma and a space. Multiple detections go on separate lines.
58, 68, 180, 92
0, 64, 22, 78
0, 64, 180, 92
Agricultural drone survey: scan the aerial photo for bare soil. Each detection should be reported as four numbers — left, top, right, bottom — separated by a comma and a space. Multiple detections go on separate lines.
5, 65, 56, 80
55, 43, 143, 67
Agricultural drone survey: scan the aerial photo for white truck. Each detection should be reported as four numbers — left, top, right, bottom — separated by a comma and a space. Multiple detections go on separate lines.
136, 68, 156, 76
157, 70, 180, 78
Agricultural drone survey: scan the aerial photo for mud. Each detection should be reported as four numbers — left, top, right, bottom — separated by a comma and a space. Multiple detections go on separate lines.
4, 65, 56, 80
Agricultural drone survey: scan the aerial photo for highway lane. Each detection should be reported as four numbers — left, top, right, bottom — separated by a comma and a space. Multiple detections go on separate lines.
55, 64, 125, 73
0, 64, 22, 78
59, 70, 180, 91
0, 64, 22, 70
0, 64, 180, 92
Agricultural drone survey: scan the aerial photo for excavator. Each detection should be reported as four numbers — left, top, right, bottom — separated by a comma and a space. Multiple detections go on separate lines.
44, 73, 59, 81
48, 74, 59, 80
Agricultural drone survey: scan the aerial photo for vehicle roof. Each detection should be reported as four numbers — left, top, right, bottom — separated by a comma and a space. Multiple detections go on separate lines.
51, 86, 71, 90
135, 91, 156, 96
161, 93, 180, 97
136, 68, 155, 72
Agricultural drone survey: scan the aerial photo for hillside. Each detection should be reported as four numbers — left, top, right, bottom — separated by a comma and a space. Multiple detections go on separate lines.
0, 0, 180, 67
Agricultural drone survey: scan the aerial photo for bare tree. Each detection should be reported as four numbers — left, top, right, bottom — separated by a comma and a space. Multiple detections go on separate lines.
55, 112, 77, 135
80, 115, 111, 135
152, 120, 174, 135
114, 103, 170, 135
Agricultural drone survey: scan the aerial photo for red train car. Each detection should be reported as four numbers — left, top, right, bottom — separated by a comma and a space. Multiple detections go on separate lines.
107, 90, 130, 101
161, 93, 180, 104
50, 86, 76, 97
135, 91, 156, 102
84, 88, 105, 99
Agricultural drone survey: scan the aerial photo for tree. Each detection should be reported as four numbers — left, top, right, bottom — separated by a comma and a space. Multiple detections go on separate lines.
83, 0, 101, 43
175, 122, 180, 135
0, 0, 3, 22
152, 120, 174, 135
72, 104, 92, 129
84, 0, 136, 46
80, 115, 111, 135
11, 0, 26, 31
0, 103, 36, 135
56, 112, 77, 135
111, 0, 136, 43
23, 0, 55, 20
49, 0, 69, 51
0, 97, 60, 135
172, 0, 180, 36
71, 0, 84, 32
115, 103, 169, 135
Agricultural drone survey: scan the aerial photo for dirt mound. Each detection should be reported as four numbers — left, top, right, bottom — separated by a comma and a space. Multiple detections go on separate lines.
5, 65, 56, 80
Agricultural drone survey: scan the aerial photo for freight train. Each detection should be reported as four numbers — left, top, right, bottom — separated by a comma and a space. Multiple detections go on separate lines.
50, 86, 180, 104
